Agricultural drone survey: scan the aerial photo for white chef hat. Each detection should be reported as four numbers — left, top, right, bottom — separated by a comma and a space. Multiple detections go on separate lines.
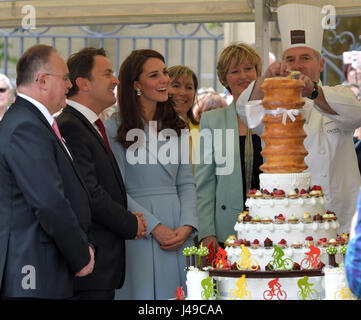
278, 3, 325, 54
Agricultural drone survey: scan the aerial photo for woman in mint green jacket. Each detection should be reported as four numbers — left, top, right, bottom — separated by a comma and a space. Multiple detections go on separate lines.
195, 43, 263, 251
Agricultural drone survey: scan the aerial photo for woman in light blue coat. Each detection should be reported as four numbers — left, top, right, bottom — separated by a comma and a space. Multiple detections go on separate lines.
105, 49, 198, 300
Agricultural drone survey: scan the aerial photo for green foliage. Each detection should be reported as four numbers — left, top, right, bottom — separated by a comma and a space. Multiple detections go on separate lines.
0, 42, 18, 64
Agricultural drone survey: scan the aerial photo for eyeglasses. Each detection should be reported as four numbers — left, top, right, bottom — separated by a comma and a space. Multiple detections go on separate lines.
45, 73, 70, 82
0, 87, 8, 93
36, 73, 70, 82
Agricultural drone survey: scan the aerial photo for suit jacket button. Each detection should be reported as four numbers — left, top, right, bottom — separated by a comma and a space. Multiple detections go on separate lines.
221, 205, 226, 210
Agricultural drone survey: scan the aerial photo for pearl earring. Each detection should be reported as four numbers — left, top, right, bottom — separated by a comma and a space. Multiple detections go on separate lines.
136, 88, 141, 96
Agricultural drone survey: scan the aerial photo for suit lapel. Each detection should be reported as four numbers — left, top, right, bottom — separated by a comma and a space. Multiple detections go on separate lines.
62, 105, 128, 202
16, 97, 91, 198
18, 97, 74, 161
224, 103, 243, 202
64, 105, 111, 155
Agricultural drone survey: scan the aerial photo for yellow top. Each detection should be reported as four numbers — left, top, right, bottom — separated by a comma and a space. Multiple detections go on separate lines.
188, 119, 200, 173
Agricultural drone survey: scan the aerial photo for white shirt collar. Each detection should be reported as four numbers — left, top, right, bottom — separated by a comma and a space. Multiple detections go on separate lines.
17, 92, 54, 126
66, 99, 99, 125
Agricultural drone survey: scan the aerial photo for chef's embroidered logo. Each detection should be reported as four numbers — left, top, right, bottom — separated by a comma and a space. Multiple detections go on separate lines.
290, 30, 305, 45
326, 128, 341, 134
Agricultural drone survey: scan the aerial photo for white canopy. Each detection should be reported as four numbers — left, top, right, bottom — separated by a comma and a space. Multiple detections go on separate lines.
0, 0, 360, 27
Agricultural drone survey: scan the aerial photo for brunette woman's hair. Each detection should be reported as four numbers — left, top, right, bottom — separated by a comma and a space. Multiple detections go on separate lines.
115, 49, 186, 148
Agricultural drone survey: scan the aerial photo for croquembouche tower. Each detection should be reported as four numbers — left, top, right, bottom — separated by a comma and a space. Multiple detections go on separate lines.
260, 75, 308, 173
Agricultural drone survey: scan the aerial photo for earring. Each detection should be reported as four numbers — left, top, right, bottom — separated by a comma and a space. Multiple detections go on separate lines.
136, 88, 141, 96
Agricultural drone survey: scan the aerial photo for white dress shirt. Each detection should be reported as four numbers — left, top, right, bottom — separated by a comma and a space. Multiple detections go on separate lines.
66, 99, 102, 137
17, 92, 54, 126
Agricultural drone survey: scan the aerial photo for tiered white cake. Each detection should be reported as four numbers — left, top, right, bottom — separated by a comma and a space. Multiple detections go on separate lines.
226, 172, 340, 270
208, 171, 345, 300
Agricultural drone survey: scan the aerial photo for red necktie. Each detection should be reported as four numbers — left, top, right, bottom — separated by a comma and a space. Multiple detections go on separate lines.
52, 118, 65, 147
95, 118, 113, 156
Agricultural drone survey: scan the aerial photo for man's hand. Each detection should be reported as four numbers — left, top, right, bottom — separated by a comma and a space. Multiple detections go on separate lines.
263, 60, 289, 79
132, 211, 147, 240
250, 60, 290, 100
75, 245, 95, 277
299, 74, 315, 97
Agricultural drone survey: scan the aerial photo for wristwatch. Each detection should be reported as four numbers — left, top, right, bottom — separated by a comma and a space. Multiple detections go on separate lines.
308, 81, 319, 100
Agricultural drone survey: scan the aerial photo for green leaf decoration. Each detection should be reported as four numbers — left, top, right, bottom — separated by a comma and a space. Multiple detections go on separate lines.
326, 246, 337, 255
183, 247, 192, 256
189, 246, 198, 255
340, 245, 347, 255
198, 247, 209, 257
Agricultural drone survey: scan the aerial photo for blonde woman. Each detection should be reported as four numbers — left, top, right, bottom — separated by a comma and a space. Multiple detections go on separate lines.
195, 43, 263, 252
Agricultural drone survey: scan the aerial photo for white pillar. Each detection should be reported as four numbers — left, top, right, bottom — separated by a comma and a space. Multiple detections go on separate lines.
254, 0, 270, 72
224, 22, 255, 48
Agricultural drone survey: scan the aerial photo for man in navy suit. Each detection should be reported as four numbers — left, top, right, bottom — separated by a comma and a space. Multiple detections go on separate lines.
0, 44, 95, 299
57, 47, 146, 300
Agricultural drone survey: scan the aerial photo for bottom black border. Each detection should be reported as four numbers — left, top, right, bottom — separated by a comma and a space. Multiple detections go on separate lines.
0, 299, 358, 319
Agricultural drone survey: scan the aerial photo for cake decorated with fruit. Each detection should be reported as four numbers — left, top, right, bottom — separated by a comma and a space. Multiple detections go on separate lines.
183, 74, 355, 300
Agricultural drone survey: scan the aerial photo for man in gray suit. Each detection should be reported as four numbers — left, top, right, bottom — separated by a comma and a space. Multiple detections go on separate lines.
0, 44, 95, 299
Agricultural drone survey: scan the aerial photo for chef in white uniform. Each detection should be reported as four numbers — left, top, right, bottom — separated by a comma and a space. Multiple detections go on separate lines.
236, 3, 361, 233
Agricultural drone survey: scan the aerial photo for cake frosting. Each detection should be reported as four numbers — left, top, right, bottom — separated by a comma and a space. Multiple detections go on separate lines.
324, 266, 357, 300
259, 172, 311, 193
212, 271, 324, 300
185, 267, 210, 300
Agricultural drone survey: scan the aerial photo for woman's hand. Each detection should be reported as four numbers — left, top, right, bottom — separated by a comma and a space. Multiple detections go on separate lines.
160, 225, 194, 250
152, 224, 193, 251
202, 236, 219, 253
151, 224, 177, 246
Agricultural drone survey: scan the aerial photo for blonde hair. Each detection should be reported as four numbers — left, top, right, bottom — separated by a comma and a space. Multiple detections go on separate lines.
217, 43, 262, 92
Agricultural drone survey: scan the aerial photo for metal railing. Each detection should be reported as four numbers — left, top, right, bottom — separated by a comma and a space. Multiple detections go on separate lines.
0, 23, 225, 91
1, 19, 360, 90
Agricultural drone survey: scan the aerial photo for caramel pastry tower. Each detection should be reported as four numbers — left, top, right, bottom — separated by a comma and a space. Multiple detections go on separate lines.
260, 76, 308, 173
